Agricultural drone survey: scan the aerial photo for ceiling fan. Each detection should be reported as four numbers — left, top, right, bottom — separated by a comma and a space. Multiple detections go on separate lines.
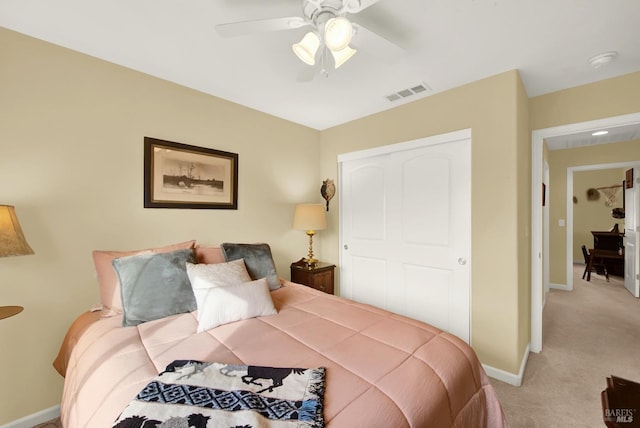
215, 0, 403, 77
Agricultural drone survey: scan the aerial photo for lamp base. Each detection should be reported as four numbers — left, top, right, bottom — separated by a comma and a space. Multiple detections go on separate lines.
303, 257, 319, 267
304, 230, 319, 267
0, 305, 23, 320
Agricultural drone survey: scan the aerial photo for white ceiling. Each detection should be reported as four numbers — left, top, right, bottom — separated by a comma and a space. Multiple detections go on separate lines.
1, 0, 639, 131
545, 122, 640, 151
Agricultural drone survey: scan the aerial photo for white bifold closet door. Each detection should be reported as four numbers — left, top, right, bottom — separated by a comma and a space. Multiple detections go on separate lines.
339, 130, 472, 343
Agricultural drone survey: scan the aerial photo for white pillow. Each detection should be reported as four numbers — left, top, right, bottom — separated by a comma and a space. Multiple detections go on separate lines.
186, 258, 252, 290
192, 278, 277, 332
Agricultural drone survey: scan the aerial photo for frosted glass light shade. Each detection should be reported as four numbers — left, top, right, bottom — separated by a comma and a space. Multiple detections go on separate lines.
293, 204, 327, 231
324, 17, 353, 51
331, 45, 357, 68
292, 32, 320, 65
0, 205, 34, 257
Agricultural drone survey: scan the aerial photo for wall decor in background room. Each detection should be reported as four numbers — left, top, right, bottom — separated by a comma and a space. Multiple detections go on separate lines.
144, 137, 238, 209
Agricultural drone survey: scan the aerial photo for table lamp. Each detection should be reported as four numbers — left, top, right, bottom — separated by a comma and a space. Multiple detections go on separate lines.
0, 205, 34, 320
293, 203, 327, 266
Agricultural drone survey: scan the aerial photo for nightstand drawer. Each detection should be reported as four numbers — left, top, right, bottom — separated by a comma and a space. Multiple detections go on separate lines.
290, 260, 335, 295
309, 269, 333, 293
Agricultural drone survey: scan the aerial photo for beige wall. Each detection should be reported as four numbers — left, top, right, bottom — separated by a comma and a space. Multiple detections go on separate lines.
318, 70, 530, 374
3, 22, 640, 424
530, 72, 640, 130
573, 168, 626, 261
530, 72, 640, 286
0, 27, 320, 424
545, 142, 640, 284
529, 72, 640, 284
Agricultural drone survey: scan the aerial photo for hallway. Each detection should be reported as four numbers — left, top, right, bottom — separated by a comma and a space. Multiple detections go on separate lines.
492, 265, 640, 427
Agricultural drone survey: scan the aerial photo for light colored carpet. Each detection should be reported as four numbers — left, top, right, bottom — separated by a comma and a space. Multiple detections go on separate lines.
491, 264, 640, 427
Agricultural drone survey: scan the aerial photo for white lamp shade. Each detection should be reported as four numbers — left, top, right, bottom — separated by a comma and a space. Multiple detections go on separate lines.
331, 45, 357, 68
293, 204, 327, 231
324, 17, 353, 51
292, 32, 320, 66
0, 205, 34, 257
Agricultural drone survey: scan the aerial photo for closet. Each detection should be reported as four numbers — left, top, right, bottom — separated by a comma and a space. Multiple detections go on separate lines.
338, 130, 472, 342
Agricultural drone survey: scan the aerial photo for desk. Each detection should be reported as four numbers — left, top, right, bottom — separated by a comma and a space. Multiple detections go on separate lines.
591, 231, 624, 276
586, 249, 624, 282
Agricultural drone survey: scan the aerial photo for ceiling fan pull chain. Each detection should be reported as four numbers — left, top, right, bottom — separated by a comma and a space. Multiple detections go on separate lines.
320, 47, 330, 77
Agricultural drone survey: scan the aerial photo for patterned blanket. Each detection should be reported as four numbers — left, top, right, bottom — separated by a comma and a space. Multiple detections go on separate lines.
112, 360, 325, 428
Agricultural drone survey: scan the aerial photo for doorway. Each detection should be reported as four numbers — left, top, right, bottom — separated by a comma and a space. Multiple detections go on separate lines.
531, 111, 640, 353
566, 163, 640, 291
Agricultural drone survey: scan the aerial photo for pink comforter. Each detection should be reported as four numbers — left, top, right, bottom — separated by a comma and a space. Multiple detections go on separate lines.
59, 281, 508, 427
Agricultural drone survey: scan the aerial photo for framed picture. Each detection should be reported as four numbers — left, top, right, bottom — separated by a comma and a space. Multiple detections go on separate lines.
144, 137, 238, 209
626, 169, 633, 189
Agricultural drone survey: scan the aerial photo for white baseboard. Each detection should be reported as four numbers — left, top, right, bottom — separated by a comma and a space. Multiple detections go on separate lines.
0, 405, 60, 428
483, 344, 530, 387
549, 282, 569, 291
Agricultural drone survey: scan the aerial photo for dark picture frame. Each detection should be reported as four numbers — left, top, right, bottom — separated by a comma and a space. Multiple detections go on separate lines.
144, 137, 238, 209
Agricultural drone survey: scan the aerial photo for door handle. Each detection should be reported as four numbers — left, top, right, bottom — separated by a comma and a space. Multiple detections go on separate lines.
344, 244, 349, 250
458, 258, 467, 266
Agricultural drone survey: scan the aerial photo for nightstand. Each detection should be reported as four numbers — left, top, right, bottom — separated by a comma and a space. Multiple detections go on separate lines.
290, 259, 335, 294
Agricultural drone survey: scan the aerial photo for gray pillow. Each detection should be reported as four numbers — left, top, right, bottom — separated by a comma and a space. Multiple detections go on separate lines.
113, 248, 197, 327
220, 243, 280, 290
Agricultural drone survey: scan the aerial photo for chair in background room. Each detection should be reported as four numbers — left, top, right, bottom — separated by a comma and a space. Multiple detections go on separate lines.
582, 244, 609, 282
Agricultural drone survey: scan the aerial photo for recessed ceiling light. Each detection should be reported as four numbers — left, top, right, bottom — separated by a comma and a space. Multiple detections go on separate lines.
592, 130, 609, 136
588, 51, 618, 69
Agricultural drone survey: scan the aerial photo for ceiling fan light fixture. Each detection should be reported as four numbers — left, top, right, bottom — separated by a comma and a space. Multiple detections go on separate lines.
331, 45, 357, 68
324, 17, 353, 51
292, 32, 320, 65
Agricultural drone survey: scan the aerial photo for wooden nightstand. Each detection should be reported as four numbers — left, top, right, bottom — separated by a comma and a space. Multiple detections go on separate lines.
290, 259, 335, 294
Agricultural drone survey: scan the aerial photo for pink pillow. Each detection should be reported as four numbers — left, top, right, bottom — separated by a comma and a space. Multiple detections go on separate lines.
92, 240, 196, 317
194, 246, 225, 264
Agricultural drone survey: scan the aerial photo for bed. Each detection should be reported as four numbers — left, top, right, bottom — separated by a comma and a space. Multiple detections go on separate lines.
54, 242, 509, 427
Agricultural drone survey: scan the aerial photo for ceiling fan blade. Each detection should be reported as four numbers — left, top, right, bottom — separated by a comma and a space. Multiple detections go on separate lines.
342, 0, 381, 14
351, 22, 404, 62
215, 16, 309, 38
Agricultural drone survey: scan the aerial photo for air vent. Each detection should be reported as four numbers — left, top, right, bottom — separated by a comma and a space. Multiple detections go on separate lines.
385, 82, 431, 102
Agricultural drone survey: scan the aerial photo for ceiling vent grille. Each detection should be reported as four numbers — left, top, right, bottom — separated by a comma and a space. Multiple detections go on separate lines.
385, 83, 431, 102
